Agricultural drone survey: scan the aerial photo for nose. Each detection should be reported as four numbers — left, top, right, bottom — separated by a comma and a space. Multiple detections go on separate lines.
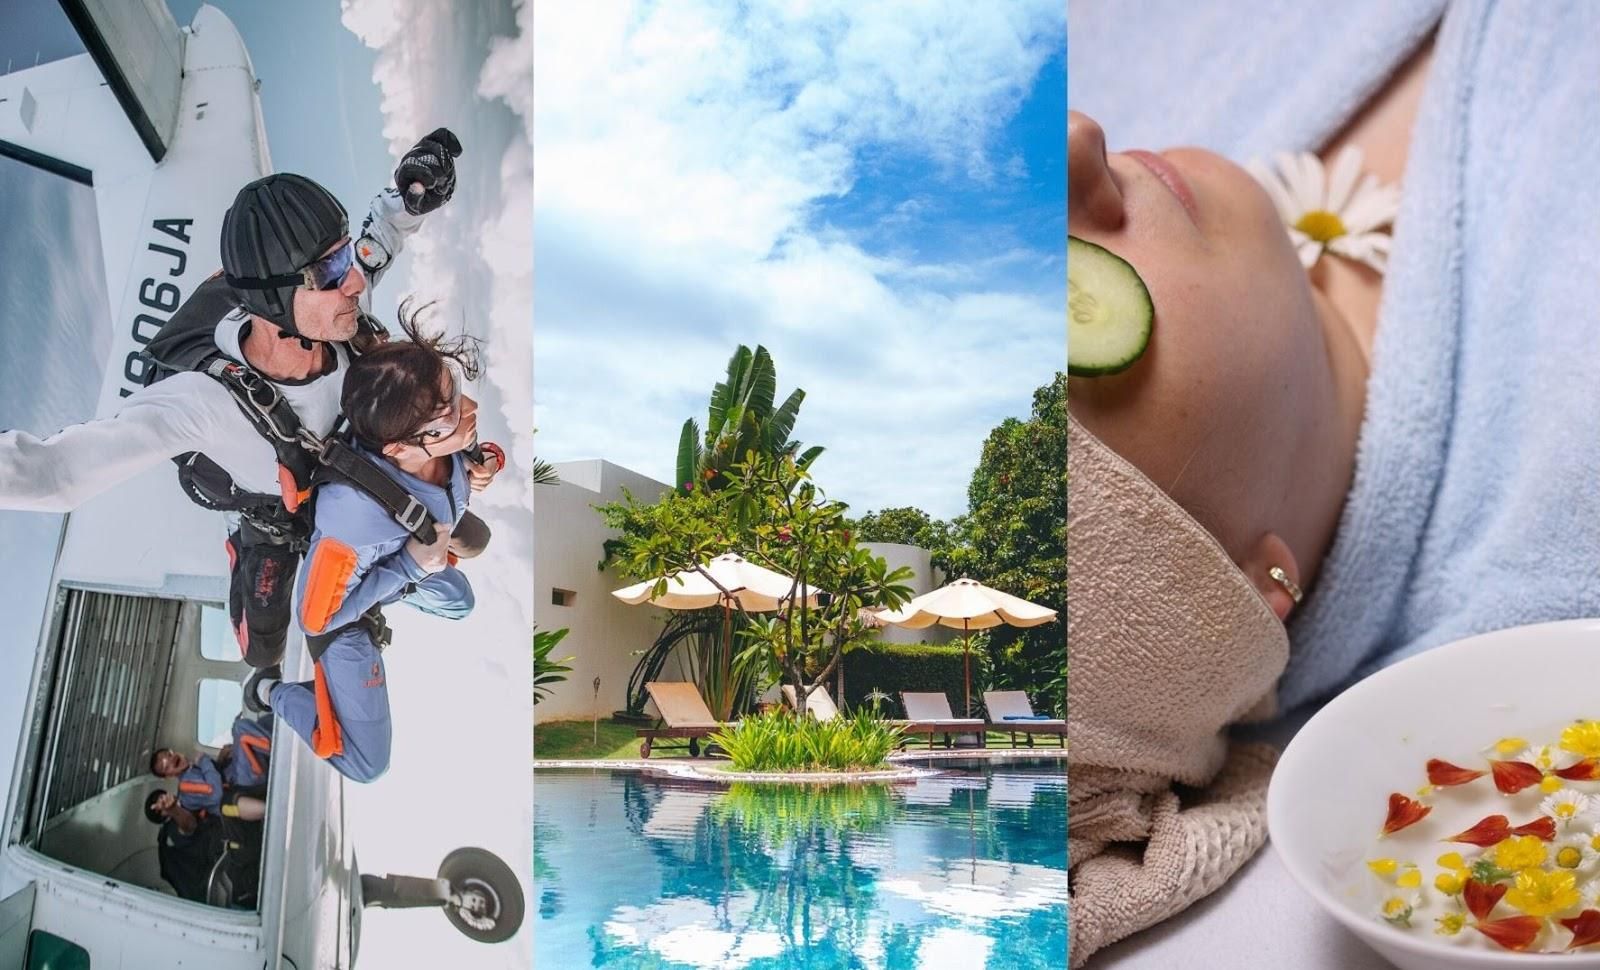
1069, 111, 1125, 230
341, 264, 367, 298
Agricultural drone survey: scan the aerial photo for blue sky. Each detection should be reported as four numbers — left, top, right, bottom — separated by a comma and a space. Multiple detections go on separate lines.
534, 2, 1066, 521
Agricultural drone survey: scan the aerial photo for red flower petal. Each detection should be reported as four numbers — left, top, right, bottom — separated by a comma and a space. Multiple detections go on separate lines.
1511, 816, 1557, 842
1465, 879, 1509, 922
1447, 814, 1512, 847
1427, 758, 1487, 787
1490, 760, 1544, 794
1557, 759, 1600, 781
1475, 916, 1543, 952
1561, 909, 1600, 949
1381, 792, 1432, 836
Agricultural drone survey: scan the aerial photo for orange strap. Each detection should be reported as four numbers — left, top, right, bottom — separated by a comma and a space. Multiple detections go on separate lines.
310, 660, 345, 759
239, 734, 271, 775
300, 538, 358, 634
179, 779, 214, 796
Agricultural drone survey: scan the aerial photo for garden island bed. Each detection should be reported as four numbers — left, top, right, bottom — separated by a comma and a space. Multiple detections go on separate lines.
532, 745, 1066, 784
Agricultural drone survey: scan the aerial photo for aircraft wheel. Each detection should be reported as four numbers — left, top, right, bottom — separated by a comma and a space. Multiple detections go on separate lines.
438, 847, 525, 944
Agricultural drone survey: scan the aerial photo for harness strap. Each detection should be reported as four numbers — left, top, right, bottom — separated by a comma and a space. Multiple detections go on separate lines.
305, 605, 390, 762
316, 439, 440, 543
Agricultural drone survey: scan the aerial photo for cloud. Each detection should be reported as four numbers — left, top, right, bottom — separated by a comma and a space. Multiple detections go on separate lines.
534, 0, 1064, 520
338, 2, 532, 967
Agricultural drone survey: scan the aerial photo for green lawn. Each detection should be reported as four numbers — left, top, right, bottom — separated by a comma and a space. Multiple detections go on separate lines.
535, 719, 646, 760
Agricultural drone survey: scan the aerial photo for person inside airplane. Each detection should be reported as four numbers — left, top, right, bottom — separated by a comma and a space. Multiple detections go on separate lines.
149, 746, 266, 822
243, 305, 496, 783
144, 788, 262, 909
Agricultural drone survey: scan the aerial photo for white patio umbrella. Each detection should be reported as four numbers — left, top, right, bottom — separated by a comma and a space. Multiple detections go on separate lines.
613, 553, 817, 716
874, 577, 1058, 716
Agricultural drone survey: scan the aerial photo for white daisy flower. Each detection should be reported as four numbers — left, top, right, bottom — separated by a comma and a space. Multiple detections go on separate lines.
1542, 789, 1595, 827
1521, 744, 1577, 772
1247, 145, 1401, 274
1553, 834, 1600, 876
1379, 888, 1422, 928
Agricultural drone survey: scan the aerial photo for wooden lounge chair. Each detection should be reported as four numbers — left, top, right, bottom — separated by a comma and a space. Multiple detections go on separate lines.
780, 684, 841, 722
982, 690, 1066, 748
898, 692, 987, 750
636, 682, 736, 759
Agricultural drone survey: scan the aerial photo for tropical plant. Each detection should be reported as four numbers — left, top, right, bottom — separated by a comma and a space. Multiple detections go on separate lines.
675, 345, 823, 497
719, 451, 915, 717
709, 709, 904, 772
533, 626, 574, 705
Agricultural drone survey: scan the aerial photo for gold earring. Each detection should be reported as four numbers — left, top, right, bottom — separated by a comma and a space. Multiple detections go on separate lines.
1268, 566, 1303, 605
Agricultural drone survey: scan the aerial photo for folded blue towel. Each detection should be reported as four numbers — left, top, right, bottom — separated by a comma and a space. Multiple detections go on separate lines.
1073, 1, 1600, 712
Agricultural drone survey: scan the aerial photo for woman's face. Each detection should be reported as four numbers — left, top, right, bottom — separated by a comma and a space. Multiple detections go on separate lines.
1067, 111, 1346, 574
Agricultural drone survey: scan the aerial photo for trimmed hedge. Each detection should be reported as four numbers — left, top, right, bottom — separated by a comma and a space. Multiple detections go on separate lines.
839, 642, 975, 717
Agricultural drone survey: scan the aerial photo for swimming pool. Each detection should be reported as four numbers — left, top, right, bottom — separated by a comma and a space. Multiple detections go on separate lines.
534, 758, 1067, 969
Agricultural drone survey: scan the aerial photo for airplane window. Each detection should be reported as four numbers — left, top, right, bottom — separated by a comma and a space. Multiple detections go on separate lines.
196, 679, 244, 748
198, 605, 239, 662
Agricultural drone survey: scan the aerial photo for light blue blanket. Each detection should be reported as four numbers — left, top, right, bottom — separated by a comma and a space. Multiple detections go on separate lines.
1071, 1, 1600, 711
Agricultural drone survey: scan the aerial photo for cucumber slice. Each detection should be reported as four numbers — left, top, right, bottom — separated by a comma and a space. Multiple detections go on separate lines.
1068, 235, 1153, 377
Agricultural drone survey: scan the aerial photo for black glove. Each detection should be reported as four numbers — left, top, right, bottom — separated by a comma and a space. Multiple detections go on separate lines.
394, 127, 463, 215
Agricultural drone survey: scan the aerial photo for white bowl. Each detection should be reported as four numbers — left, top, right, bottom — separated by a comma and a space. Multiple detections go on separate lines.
1270, 619, 1600, 970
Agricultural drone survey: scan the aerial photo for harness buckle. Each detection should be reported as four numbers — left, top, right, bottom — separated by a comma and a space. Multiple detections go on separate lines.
396, 496, 428, 535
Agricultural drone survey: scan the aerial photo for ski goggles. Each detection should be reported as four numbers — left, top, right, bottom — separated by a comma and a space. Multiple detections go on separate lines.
225, 239, 355, 293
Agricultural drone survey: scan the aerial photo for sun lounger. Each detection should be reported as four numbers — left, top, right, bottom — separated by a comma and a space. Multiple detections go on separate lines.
898, 692, 987, 750
637, 682, 737, 759
982, 690, 1066, 748
780, 684, 841, 722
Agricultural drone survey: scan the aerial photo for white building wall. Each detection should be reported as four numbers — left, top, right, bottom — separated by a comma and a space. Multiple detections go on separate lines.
533, 460, 675, 723
861, 542, 951, 645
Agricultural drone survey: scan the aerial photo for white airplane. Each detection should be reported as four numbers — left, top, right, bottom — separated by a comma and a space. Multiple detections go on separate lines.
0, 3, 523, 966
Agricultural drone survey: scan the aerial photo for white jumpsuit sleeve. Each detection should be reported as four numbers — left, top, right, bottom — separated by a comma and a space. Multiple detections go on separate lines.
0, 375, 220, 512
356, 187, 426, 291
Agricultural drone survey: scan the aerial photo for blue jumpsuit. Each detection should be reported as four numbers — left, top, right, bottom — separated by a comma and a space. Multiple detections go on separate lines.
273, 448, 474, 782
224, 714, 273, 790
176, 754, 226, 816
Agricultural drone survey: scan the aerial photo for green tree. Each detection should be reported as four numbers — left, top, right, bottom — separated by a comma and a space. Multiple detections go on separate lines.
961, 373, 1067, 715
533, 626, 574, 705
675, 345, 823, 496
722, 452, 915, 716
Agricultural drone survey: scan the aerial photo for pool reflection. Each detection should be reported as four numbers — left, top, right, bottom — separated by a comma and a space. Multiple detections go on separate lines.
536, 761, 1067, 969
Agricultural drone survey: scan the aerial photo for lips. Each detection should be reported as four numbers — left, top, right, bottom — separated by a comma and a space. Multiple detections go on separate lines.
1126, 149, 1199, 222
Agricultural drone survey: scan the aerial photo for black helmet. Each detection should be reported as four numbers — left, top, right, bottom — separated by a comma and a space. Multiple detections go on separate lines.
221, 173, 348, 335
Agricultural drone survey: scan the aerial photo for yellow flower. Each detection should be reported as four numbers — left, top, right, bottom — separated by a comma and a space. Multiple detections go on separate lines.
1435, 911, 1467, 936
1562, 721, 1600, 759
1505, 869, 1581, 918
1397, 865, 1422, 889
1367, 858, 1398, 877
1436, 852, 1465, 869
1435, 871, 1463, 895
1541, 775, 1565, 794
1493, 835, 1549, 872
1491, 736, 1529, 757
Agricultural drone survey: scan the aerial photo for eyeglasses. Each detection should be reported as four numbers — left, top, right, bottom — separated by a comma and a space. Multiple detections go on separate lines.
299, 240, 356, 291
410, 369, 464, 451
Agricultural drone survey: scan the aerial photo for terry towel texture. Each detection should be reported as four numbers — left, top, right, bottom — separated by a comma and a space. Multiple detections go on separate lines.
1067, 416, 1286, 966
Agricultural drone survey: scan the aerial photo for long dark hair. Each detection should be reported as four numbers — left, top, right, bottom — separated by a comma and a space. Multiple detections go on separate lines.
342, 300, 481, 448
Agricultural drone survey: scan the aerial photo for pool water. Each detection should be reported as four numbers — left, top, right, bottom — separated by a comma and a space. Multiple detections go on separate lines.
534, 758, 1067, 969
